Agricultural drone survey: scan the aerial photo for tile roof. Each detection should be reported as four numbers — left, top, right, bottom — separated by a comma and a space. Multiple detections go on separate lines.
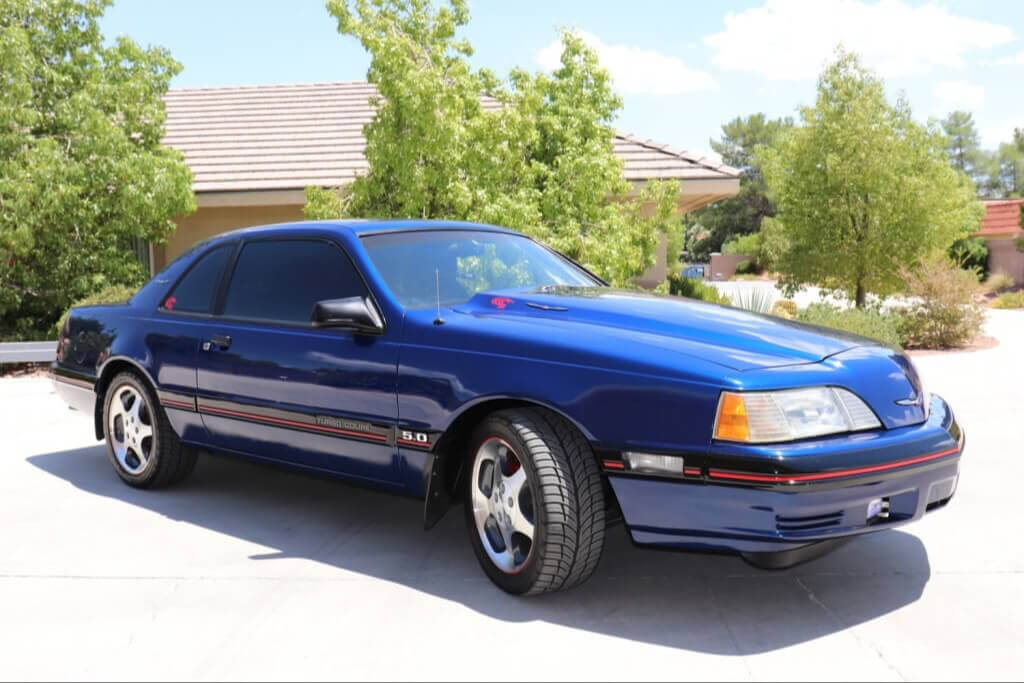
977, 199, 1024, 237
162, 81, 740, 194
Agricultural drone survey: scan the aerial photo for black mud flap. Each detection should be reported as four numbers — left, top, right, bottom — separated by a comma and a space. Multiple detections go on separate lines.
423, 452, 452, 530
741, 537, 850, 570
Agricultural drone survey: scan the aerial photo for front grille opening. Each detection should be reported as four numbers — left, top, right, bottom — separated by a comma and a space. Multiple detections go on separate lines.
776, 510, 844, 532
926, 496, 952, 513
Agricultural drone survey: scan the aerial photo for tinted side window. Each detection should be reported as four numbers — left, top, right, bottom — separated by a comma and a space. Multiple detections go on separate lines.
163, 245, 233, 314
222, 240, 367, 324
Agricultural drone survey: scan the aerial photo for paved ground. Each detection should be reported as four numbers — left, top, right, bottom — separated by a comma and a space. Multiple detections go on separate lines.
2, 312, 1023, 681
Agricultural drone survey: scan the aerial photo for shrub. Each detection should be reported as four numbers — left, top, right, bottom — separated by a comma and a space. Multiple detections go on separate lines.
948, 236, 989, 279
734, 259, 756, 275
667, 274, 732, 305
796, 303, 903, 347
1015, 235, 1024, 253
723, 232, 761, 258
984, 272, 1016, 294
992, 291, 1024, 309
898, 256, 984, 349
772, 299, 798, 319
54, 285, 138, 337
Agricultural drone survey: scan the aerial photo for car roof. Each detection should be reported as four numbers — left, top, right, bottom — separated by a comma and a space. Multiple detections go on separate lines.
205, 219, 523, 243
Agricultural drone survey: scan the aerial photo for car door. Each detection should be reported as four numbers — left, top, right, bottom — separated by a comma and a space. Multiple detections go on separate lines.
149, 241, 238, 444
194, 236, 402, 486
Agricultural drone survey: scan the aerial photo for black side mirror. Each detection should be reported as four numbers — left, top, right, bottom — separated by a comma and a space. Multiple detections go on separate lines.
313, 297, 384, 335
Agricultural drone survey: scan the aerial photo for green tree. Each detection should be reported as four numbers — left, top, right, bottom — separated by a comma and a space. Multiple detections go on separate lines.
0, 0, 194, 340
940, 111, 987, 189
990, 143, 1024, 198
310, 0, 679, 286
688, 114, 792, 258
761, 50, 982, 307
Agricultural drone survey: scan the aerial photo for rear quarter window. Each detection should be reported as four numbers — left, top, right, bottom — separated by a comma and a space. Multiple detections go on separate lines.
161, 245, 233, 314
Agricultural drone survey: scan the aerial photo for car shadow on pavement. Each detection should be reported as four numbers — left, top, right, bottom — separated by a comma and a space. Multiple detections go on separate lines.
28, 446, 932, 655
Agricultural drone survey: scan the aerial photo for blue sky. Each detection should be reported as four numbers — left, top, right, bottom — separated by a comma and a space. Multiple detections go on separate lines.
102, 0, 1024, 157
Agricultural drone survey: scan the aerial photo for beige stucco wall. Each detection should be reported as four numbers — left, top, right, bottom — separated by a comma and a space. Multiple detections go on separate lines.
987, 236, 1024, 285
155, 203, 305, 271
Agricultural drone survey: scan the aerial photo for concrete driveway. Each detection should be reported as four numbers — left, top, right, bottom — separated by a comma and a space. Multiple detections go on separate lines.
2, 312, 1022, 681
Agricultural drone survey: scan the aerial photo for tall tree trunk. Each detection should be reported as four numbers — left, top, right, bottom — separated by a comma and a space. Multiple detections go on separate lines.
855, 281, 866, 308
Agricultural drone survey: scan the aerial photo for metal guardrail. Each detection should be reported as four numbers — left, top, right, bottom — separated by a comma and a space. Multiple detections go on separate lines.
0, 341, 58, 364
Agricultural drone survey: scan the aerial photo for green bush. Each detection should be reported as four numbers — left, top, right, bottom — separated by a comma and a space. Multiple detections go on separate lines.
898, 256, 984, 349
948, 236, 989, 279
1015, 235, 1024, 253
54, 285, 138, 337
734, 259, 756, 275
796, 304, 903, 348
667, 274, 732, 305
992, 291, 1024, 309
723, 232, 761, 257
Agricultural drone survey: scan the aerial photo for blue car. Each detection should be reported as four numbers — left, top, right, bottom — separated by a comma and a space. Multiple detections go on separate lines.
51, 220, 963, 595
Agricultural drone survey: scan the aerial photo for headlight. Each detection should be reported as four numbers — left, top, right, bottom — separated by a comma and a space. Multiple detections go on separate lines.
714, 387, 882, 443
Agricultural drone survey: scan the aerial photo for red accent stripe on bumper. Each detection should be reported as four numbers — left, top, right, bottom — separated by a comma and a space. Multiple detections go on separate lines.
602, 460, 625, 470
708, 447, 960, 484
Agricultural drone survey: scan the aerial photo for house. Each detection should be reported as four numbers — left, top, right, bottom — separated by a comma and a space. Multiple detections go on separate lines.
155, 81, 741, 283
976, 198, 1024, 283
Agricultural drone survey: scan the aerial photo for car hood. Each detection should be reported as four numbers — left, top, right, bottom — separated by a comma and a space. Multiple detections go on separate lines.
453, 287, 872, 372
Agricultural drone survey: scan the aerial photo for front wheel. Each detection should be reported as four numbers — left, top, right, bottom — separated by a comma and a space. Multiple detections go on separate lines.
463, 408, 605, 595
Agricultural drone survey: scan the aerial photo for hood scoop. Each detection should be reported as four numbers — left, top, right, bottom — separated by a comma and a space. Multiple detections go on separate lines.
525, 302, 569, 312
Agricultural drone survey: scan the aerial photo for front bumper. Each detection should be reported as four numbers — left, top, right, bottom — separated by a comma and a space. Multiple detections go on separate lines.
608, 394, 963, 555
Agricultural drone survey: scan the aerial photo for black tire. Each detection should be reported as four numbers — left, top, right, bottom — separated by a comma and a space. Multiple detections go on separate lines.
463, 407, 605, 595
102, 372, 197, 489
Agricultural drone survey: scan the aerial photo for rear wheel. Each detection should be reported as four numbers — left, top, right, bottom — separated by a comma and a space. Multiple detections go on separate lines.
463, 408, 605, 595
102, 372, 197, 489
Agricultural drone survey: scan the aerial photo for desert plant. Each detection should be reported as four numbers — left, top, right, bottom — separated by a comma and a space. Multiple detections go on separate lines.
898, 256, 984, 349
667, 274, 732, 305
992, 291, 1024, 309
796, 303, 903, 347
984, 272, 1015, 294
731, 288, 775, 314
948, 236, 989, 279
54, 284, 138, 337
772, 299, 798, 319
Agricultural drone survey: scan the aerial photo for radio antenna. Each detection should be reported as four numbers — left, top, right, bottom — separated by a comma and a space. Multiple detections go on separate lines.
433, 268, 445, 325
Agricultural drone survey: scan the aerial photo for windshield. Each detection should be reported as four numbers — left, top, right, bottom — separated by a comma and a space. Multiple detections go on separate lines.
361, 230, 601, 309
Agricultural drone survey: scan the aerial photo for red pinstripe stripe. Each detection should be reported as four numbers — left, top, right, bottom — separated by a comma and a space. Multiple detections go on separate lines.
162, 399, 194, 411
200, 404, 388, 442
397, 438, 431, 449
708, 447, 960, 484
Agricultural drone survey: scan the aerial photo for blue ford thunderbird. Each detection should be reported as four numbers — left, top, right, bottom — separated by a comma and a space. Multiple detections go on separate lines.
51, 221, 963, 595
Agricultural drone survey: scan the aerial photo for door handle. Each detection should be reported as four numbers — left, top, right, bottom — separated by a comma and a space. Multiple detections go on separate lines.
202, 334, 232, 351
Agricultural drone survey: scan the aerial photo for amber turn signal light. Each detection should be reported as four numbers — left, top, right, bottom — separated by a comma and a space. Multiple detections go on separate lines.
714, 392, 750, 443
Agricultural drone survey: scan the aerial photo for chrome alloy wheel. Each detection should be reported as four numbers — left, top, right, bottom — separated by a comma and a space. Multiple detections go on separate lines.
470, 437, 536, 574
108, 385, 154, 475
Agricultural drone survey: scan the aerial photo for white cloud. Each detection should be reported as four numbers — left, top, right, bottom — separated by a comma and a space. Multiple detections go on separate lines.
934, 81, 986, 113
704, 0, 1016, 81
991, 51, 1024, 66
980, 119, 1021, 149
536, 31, 718, 96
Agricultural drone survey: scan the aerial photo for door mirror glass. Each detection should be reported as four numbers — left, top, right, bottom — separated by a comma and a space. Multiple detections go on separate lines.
313, 297, 384, 334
